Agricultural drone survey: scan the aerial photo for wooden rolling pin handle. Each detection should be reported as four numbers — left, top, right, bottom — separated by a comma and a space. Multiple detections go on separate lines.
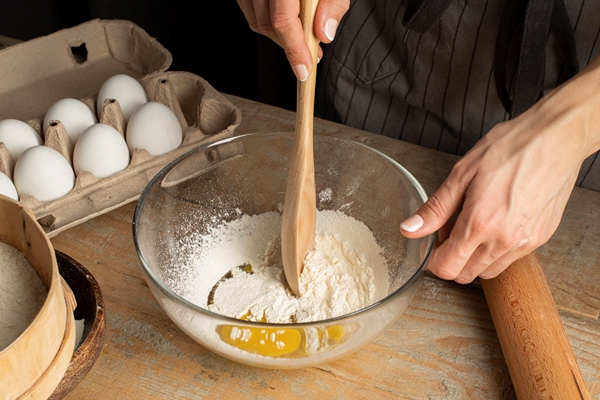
481, 251, 590, 399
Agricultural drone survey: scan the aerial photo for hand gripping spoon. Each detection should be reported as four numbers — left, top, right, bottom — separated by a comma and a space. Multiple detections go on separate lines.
281, 0, 320, 296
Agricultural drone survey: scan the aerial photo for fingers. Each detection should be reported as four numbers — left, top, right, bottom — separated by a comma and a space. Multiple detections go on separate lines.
237, 0, 350, 81
404, 166, 538, 284
238, 0, 280, 44
437, 219, 454, 243
401, 174, 465, 238
425, 229, 481, 282
314, 0, 350, 43
269, 0, 313, 80
401, 54, 591, 285
427, 181, 567, 284
426, 231, 533, 284
453, 236, 532, 283
476, 240, 531, 280
425, 197, 535, 281
271, 0, 349, 80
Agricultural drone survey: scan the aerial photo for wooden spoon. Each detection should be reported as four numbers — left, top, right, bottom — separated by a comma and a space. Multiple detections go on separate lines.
281, 0, 320, 296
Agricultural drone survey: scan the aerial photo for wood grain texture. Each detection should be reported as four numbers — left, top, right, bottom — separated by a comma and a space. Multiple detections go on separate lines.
50, 95, 600, 399
0, 198, 72, 399
50, 251, 106, 400
482, 252, 590, 399
281, 0, 319, 295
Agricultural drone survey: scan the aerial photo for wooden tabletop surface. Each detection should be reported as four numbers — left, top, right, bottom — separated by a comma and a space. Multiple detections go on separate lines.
52, 94, 600, 399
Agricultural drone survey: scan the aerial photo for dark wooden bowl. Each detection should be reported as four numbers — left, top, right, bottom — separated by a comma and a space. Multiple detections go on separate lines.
49, 250, 106, 399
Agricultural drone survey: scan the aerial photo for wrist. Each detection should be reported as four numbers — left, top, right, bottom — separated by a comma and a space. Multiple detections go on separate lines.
528, 55, 600, 161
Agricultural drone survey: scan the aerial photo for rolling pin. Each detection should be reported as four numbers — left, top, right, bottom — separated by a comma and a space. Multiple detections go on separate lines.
481, 251, 590, 399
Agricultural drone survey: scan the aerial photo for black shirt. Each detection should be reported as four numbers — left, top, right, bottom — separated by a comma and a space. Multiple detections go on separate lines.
316, 0, 600, 191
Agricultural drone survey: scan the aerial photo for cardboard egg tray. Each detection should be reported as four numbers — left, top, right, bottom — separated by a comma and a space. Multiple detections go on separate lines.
0, 19, 242, 237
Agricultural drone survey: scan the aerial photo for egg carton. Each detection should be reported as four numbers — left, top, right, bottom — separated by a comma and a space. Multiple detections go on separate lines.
0, 70, 242, 237
0, 19, 174, 122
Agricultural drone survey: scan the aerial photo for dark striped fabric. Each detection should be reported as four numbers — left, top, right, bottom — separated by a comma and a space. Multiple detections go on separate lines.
315, 0, 600, 191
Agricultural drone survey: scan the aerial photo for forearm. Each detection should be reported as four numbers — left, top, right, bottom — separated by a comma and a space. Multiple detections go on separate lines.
529, 54, 600, 161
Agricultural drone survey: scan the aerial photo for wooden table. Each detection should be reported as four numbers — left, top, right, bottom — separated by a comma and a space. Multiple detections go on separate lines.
52, 94, 600, 399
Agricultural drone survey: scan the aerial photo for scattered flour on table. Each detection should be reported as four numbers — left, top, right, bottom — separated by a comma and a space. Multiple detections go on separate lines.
318, 188, 333, 202
0, 242, 47, 350
169, 209, 389, 323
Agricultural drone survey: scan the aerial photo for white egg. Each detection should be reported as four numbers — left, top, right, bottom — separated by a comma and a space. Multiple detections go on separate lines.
96, 74, 148, 121
0, 171, 18, 201
14, 146, 75, 202
43, 98, 98, 144
0, 119, 43, 160
73, 123, 130, 178
126, 101, 183, 156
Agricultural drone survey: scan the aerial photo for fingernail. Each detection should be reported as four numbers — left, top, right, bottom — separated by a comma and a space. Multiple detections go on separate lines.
292, 64, 309, 81
324, 18, 338, 41
317, 56, 321, 64
455, 274, 473, 285
401, 214, 424, 232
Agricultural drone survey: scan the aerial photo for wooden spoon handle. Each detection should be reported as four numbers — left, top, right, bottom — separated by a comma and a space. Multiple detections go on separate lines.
296, 0, 320, 147
281, 0, 320, 295
481, 251, 590, 399
295, 0, 320, 159
298, 0, 320, 86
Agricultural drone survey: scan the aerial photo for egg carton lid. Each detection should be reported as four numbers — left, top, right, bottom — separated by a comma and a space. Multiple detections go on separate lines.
0, 21, 242, 238
0, 19, 172, 122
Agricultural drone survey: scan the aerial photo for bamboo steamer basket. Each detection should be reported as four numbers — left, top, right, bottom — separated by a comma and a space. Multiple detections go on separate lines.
0, 196, 76, 400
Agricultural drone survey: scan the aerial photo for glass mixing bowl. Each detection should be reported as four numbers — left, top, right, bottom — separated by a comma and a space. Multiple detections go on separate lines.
133, 132, 434, 369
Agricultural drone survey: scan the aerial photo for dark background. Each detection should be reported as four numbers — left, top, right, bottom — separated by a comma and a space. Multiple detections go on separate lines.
0, 0, 297, 111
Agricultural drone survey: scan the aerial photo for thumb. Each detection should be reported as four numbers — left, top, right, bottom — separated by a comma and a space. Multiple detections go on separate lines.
400, 181, 464, 238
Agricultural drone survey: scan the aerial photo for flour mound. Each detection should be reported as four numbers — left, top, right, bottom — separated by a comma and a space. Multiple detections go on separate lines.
0, 243, 47, 350
171, 209, 388, 323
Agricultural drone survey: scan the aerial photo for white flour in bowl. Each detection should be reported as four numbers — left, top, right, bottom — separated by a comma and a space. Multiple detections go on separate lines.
0, 242, 47, 350
169, 209, 389, 323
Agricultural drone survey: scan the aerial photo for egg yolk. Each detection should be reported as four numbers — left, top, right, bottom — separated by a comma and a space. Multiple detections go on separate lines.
214, 263, 348, 357
323, 325, 344, 343
219, 325, 302, 357
218, 313, 346, 358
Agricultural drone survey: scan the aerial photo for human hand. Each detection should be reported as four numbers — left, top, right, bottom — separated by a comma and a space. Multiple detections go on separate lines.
400, 58, 600, 284
236, 0, 350, 81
